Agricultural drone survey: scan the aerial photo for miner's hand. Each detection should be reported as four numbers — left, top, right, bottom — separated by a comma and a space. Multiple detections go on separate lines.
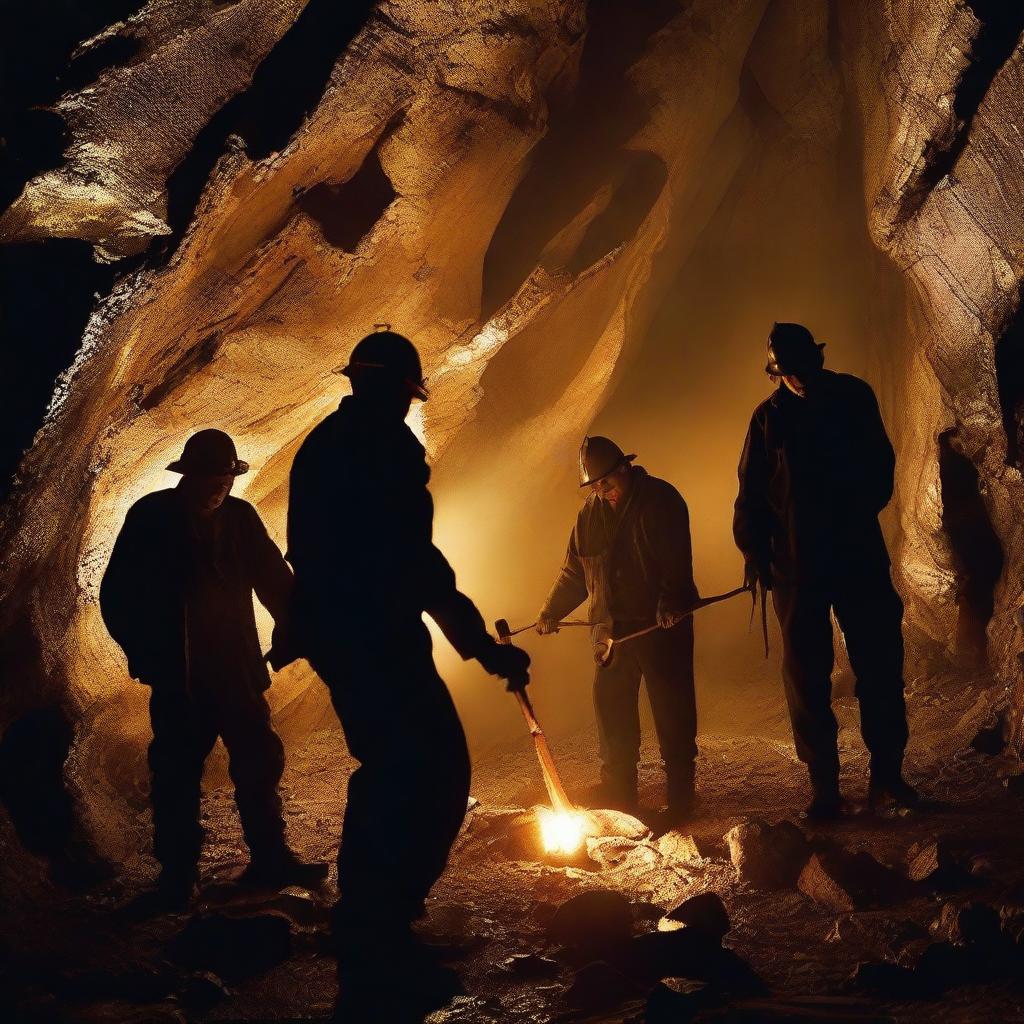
743, 561, 771, 592
536, 613, 561, 635
479, 639, 531, 692
656, 600, 687, 629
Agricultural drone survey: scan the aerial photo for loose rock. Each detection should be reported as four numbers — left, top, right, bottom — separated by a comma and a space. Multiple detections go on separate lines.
495, 953, 559, 980
665, 892, 730, 942
798, 849, 913, 911
548, 890, 633, 960
905, 838, 968, 889
644, 978, 716, 1023
725, 819, 810, 889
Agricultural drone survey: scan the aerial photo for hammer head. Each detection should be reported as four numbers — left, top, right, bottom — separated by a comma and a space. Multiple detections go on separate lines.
495, 618, 512, 644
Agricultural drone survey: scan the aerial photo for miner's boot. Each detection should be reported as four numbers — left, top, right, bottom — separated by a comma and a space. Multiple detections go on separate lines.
663, 770, 696, 824
867, 768, 920, 812
582, 779, 638, 815
240, 848, 329, 889
803, 772, 846, 821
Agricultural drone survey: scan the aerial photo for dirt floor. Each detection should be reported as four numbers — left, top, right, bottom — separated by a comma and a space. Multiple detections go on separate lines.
4, 669, 1024, 1023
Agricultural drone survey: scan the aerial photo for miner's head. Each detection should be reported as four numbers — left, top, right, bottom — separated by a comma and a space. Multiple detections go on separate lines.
167, 429, 248, 514
579, 435, 636, 508
341, 328, 428, 418
765, 322, 825, 398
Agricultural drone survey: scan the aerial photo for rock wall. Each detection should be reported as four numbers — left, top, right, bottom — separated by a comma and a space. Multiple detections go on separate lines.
1, 0, 1022, 881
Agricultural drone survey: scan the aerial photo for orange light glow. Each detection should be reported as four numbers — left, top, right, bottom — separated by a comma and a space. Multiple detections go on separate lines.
537, 806, 590, 855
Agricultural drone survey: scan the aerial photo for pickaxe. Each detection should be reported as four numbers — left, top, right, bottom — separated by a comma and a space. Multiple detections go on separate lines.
495, 617, 575, 814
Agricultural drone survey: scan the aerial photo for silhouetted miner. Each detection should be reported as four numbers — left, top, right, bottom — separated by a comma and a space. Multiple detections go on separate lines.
100, 429, 327, 906
734, 323, 917, 819
537, 437, 699, 823
286, 330, 531, 967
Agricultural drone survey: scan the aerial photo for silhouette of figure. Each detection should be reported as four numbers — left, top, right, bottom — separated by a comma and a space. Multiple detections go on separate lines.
734, 323, 917, 818
538, 436, 699, 823
100, 429, 327, 906
286, 330, 530, 993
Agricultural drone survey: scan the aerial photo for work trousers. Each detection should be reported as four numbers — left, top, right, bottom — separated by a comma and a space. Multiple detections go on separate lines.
771, 563, 909, 790
308, 618, 471, 931
147, 683, 287, 877
593, 619, 697, 805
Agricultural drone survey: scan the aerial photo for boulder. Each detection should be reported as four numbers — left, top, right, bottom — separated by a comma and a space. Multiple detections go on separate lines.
586, 808, 651, 841
548, 890, 633, 960
664, 892, 730, 942
798, 850, 913, 911
905, 838, 968, 889
657, 832, 716, 864
617, 930, 764, 994
931, 901, 1005, 948
725, 819, 810, 889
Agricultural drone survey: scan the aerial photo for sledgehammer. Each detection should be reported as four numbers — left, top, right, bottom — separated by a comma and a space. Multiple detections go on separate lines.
495, 618, 575, 814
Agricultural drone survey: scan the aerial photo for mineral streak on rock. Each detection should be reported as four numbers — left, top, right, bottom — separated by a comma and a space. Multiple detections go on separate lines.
2, 0, 1024, 885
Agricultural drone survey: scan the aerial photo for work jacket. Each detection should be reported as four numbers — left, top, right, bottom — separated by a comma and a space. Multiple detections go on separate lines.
286, 394, 491, 660
540, 467, 698, 632
733, 370, 895, 586
99, 488, 292, 692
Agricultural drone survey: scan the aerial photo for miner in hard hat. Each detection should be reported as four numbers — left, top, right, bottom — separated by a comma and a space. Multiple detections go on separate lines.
100, 429, 327, 907
537, 436, 700, 824
286, 329, 530, 989
734, 322, 916, 819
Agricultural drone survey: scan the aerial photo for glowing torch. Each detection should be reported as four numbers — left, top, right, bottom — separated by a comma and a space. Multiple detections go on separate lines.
495, 618, 591, 855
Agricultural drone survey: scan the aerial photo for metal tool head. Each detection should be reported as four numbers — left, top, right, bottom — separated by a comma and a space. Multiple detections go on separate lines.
495, 618, 512, 644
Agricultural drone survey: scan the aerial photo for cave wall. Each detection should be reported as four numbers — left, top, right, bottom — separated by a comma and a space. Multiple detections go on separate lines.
1, 0, 1022, 881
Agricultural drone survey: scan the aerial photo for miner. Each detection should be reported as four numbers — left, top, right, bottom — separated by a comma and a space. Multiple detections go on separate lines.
100, 429, 327, 906
537, 436, 699, 823
733, 322, 917, 818
285, 329, 531, 971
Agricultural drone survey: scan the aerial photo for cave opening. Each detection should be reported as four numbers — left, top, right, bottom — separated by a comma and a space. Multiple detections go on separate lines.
994, 286, 1024, 468
295, 148, 398, 253
937, 430, 1005, 667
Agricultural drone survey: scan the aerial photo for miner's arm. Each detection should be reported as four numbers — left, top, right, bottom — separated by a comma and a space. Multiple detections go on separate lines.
539, 526, 589, 623
646, 485, 699, 621
733, 409, 773, 584
99, 502, 151, 676
856, 379, 896, 514
246, 503, 294, 622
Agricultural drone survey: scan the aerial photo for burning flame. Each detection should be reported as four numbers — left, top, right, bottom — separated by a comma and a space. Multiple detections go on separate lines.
537, 806, 590, 855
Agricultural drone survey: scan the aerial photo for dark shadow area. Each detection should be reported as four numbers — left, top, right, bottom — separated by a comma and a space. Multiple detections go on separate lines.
63, 34, 143, 94
938, 430, 1004, 666
163, 0, 377, 256
0, 0, 145, 212
994, 285, 1024, 468
566, 151, 667, 275
139, 331, 223, 411
897, 0, 1024, 222
480, 0, 679, 318
0, 241, 124, 497
295, 147, 397, 252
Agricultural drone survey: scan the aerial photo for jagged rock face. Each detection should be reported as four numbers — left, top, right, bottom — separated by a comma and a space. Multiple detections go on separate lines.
0, 0, 1022, 873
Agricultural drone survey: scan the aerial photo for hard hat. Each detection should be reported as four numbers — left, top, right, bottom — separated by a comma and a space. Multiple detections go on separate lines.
765, 322, 825, 376
579, 435, 636, 487
339, 327, 429, 400
167, 429, 249, 476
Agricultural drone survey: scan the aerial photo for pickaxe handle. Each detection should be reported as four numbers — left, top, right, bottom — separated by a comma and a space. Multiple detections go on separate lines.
495, 617, 594, 639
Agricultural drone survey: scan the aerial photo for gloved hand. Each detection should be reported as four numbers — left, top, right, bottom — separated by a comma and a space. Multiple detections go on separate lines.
535, 613, 561, 635
656, 598, 692, 629
743, 561, 771, 592
265, 621, 300, 672
478, 638, 531, 692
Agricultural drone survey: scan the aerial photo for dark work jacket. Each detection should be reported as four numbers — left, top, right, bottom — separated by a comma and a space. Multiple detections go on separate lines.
733, 371, 895, 586
540, 467, 698, 632
99, 488, 292, 692
286, 395, 490, 660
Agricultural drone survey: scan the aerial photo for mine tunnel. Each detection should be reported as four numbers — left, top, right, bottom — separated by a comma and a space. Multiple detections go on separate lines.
2, 1, 1024, 1021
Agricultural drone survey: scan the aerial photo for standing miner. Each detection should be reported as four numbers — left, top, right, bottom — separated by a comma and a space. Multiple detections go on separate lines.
100, 429, 326, 907
537, 436, 700, 823
733, 322, 917, 819
286, 330, 530, 979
